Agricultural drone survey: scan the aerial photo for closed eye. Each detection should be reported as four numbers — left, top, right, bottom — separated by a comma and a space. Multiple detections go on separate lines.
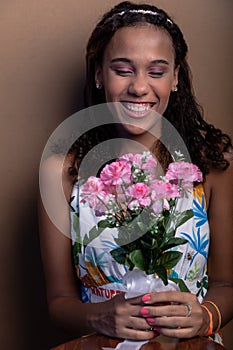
148, 71, 164, 78
114, 69, 133, 76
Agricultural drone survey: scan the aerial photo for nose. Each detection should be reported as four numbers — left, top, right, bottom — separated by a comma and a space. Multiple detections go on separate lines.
128, 73, 149, 97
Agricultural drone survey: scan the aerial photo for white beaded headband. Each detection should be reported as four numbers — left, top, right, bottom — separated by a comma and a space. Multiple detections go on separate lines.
107, 9, 173, 25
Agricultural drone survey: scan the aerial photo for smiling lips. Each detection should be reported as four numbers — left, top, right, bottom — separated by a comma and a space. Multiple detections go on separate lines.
121, 101, 156, 116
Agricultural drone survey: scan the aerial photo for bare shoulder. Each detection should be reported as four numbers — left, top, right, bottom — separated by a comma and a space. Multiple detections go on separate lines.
39, 153, 75, 202
204, 156, 233, 209
40, 153, 74, 177
39, 153, 77, 238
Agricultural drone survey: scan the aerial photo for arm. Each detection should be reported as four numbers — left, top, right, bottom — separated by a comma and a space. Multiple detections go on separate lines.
39, 154, 90, 336
202, 159, 233, 328
38, 154, 155, 340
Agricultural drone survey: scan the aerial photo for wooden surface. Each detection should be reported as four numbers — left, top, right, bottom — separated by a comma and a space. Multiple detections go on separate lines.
51, 333, 226, 350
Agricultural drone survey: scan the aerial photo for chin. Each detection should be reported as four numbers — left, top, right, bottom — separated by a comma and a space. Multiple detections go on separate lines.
123, 125, 148, 136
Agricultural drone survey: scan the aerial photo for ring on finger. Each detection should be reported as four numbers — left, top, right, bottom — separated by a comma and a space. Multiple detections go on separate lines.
184, 303, 192, 317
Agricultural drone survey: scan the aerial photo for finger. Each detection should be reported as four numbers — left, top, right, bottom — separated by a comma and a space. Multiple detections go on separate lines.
144, 314, 195, 338
140, 303, 192, 318
141, 291, 197, 305
122, 327, 156, 341
155, 326, 194, 339
126, 316, 152, 331
128, 295, 145, 305
122, 304, 146, 317
111, 295, 144, 316
146, 316, 193, 329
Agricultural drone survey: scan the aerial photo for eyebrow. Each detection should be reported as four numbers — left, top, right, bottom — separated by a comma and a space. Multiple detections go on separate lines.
110, 58, 169, 65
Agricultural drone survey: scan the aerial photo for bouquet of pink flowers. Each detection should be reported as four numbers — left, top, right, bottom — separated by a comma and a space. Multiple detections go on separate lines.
80, 152, 203, 291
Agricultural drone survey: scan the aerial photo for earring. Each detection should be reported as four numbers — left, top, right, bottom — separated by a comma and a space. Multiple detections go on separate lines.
96, 82, 102, 89
173, 86, 178, 92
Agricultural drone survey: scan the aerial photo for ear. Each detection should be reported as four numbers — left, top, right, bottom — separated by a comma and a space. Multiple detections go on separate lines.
172, 65, 180, 91
95, 64, 103, 85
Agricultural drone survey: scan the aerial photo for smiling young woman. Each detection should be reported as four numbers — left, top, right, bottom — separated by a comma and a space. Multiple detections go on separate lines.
39, 1, 233, 347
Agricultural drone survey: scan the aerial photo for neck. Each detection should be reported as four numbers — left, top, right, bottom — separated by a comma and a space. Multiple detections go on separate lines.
115, 125, 161, 156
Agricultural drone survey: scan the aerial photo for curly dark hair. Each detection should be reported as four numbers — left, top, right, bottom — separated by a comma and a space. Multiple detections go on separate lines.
70, 1, 232, 178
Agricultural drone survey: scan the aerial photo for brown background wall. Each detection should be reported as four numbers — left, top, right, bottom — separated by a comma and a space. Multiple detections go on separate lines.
0, 1, 232, 349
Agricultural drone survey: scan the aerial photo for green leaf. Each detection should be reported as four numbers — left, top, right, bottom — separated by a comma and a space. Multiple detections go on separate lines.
98, 220, 112, 229
73, 213, 80, 233
83, 224, 105, 246
136, 221, 147, 233
73, 214, 82, 249
157, 251, 183, 269
129, 250, 147, 271
163, 237, 188, 251
164, 227, 176, 238
125, 257, 135, 271
151, 241, 159, 250
169, 278, 190, 292
141, 240, 152, 249
72, 241, 81, 265
72, 214, 82, 264
110, 247, 127, 265
175, 210, 193, 228
203, 278, 208, 289
152, 265, 168, 285
115, 226, 135, 246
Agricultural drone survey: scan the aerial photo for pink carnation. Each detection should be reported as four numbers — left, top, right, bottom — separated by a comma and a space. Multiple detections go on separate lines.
165, 162, 203, 187
113, 184, 127, 204
126, 182, 149, 199
80, 176, 106, 209
150, 180, 169, 200
132, 153, 143, 167
118, 153, 135, 163
126, 183, 151, 208
142, 156, 157, 173
119, 153, 145, 167
164, 182, 180, 199
152, 199, 166, 214
94, 193, 116, 216
100, 160, 131, 186
150, 180, 179, 214
81, 176, 104, 196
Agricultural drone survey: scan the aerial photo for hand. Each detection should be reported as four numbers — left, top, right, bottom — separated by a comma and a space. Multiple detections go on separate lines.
87, 293, 158, 340
140, 291, 209, 338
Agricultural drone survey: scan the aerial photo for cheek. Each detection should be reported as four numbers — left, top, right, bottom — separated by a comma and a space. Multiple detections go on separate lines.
158, 87, 172, 102
155, 81, 173, 114
104, 84, 117, 102
104, 79, 127, 100
158, 80, 173, 99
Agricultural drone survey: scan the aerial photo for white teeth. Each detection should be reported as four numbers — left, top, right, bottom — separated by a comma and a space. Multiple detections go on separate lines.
122, 102, 153, 113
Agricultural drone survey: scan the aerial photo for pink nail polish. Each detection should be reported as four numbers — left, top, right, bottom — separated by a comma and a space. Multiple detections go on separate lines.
146, 317, 155, 324
140, 307, 149, 316
154, 326, 161, 332
142, 294, 151, 302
